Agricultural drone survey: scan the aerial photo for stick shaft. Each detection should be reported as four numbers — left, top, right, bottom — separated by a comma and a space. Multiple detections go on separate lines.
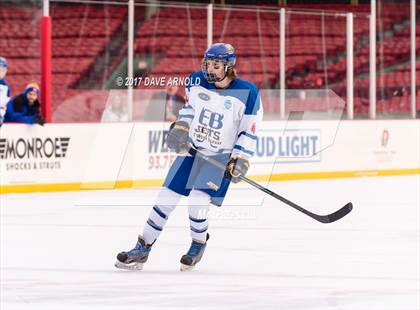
190, 148, 352, 223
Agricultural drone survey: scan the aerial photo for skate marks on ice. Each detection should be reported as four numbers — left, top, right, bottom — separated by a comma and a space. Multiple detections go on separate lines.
1, 176, 419, 309
2, 265, 418, 310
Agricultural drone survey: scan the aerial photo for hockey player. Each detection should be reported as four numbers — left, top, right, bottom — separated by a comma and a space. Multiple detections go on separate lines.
0, 57, 11, 125
4, 82, 45, 125
115, 43, 263, 271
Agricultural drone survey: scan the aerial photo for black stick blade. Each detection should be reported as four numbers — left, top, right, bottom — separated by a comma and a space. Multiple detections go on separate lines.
316, 202, 353, 224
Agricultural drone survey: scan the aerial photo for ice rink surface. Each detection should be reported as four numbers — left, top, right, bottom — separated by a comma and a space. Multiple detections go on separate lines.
1, 175, 419, 310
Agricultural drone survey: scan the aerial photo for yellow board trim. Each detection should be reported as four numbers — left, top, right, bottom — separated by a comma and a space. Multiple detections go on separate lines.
1, 168, 419, 195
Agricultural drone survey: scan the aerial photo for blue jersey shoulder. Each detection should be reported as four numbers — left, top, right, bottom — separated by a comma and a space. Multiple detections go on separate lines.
0, 79, 10, 87
229, 77, 261, 115
187, 71, 213, 91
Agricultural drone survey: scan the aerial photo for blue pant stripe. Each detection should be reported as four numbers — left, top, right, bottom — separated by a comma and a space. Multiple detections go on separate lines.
153, 205, 168, 220
189, 216, 207, 223
190, 225, 208, 234
147, 219, 163, 231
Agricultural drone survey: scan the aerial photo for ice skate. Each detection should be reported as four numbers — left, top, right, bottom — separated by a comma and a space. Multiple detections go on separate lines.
115, 235, 152, 271
180, 234, 209, 271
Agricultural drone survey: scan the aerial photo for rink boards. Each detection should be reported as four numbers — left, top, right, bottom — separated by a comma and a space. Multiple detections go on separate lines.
0, 120, 419, 194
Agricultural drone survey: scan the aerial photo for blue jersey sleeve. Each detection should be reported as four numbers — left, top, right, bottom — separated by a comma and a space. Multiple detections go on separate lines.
232, 81, 263, 158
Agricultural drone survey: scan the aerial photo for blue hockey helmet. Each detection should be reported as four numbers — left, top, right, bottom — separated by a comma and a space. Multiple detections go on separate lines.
0, 57, 8, 68
202, 43, 236, 83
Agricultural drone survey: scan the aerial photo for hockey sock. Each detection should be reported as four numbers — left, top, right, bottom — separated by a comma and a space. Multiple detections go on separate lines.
143, 188, 181, 244
188, 190, 210, 243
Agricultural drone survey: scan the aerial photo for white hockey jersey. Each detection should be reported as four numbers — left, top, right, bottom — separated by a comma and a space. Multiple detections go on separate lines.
178, 71, 263, 158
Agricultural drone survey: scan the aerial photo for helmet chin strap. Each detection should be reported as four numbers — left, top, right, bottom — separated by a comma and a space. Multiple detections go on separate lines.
215, 73, 227, 83
211, 65, 229, 83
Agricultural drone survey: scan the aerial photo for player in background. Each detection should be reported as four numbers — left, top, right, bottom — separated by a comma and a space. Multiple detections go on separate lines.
115, 43, 263, 271
0, 57, 11, 125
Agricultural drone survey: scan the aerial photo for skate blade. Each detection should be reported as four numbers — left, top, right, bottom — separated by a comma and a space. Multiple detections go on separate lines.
115, 260, 144, 271
180, 263, 195, 272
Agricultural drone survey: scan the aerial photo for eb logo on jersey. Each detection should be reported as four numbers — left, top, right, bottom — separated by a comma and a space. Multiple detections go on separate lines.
198, 108, 224, 129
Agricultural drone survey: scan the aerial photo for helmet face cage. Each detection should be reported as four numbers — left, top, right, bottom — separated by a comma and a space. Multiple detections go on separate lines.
201, 58, 228, 83
202, 43, 236, 83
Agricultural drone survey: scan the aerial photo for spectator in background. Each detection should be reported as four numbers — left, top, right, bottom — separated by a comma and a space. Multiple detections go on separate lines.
101, 93, 129, 122
144, 84, 184, 121
4, 82, 45, 125
0, 57, 11, 125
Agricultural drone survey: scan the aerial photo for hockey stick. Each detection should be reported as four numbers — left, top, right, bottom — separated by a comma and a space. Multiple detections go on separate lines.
188, 148, 353, 224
